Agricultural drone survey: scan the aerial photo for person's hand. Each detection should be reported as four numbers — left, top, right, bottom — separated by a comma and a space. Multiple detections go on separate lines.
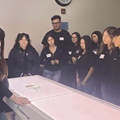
51, 60, 55, 65
24, 74, 28, 77
76, 77, 81, 86
82, 80, 87, 87
55, 59, 59, 64
72, 57, 77, 64
15, 97, 31, 106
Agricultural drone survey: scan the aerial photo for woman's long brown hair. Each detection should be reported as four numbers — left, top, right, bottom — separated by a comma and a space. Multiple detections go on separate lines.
0, 28, 8, 80
97, 26, 116, 55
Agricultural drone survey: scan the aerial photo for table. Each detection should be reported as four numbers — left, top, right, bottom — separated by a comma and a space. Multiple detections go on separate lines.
4, 75, 120, 120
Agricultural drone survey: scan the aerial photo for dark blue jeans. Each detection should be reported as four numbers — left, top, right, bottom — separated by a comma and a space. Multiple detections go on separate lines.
43, 69, 61, 82
0, 112, 8, 120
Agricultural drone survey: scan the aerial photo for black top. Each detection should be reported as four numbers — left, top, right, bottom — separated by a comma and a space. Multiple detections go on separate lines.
66, 44, 80, 64
0, 78, 13, 112
8, 46, 40, 78
41, 29, 71, 52
97, 47, 111, 83
40, 46, 63, 71
76, 51, 95, 81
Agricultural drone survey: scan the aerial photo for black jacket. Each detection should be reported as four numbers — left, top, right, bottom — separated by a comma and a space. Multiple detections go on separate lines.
8, 46, 40, 78
40, 46, 63, 71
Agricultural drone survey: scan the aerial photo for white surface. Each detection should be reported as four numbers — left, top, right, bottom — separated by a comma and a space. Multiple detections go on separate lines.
9, 75, 73, 101
7, 75, 120, 120
32, 93, 120, 120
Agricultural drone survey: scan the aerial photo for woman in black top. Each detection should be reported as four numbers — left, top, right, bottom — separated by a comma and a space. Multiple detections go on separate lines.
40, 33, 62, 82
97, 26, 116, 103
76, 35, 95, 95
91, 31, 102, 54
8, 33, 40, 78
91, 31, 102, 98
0, 28, 30, 120
62, 32, 81, 88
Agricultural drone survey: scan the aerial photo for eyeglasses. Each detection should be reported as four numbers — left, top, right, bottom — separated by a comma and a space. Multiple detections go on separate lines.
52, 22, 60, 25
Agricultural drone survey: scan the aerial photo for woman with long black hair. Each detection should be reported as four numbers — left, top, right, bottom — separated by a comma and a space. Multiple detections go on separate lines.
91, 31, 102, 98
0, 28, 30, 120
63, 32, 81, 88
76, 35, 95, 95
8, 33, 40, 78
91, 31, 102, 54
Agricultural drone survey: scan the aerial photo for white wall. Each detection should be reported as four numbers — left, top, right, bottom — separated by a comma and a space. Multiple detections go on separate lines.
0, 0, 120, 58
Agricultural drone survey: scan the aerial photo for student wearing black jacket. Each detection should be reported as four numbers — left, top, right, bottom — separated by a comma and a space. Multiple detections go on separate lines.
0, 28, 30, 120
62, 32, 81, 88
8, 33, 40, 78
40, 33, 62, 82
76, 35, 95, 95
96, 26, 116, 102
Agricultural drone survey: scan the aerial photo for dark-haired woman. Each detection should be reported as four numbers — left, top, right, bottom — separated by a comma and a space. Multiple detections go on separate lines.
91, 31, 102, 99
40, 34, 62, 82
62, 32, 81, 88
0, 28, 30, 120
76, 35, 95, 95
8, 33, 40, 78
91, 31, 102, 54
97, 26, 116, 102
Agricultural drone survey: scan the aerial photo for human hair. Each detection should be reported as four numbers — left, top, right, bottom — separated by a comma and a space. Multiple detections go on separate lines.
13, 33, 31, 49
113, 28, 120, 37
71, 32, 81, 46
0, 28, 8, 80
97, 26, 116, 55
45, 33, 56, 46
51, 15, 61, 22
91, 31, 102, 49
80, 35, 92, 54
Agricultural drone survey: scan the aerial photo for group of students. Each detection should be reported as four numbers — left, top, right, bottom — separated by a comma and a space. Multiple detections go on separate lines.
1, 14, 120, 119
39, 15, 120, 107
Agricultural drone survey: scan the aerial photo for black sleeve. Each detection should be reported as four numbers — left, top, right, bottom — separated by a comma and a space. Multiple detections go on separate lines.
66, 32, 72, 48
0, 81, 13, 98
40, 48, 46, 65
28, 48, 40, 75
41, 31, 50, 45
8, 49, 22, 77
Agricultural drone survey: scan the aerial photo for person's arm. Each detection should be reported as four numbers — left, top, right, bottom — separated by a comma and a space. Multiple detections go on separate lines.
76, 69, 81, 86
0, 81, 30, 105
82, 67, 94, 86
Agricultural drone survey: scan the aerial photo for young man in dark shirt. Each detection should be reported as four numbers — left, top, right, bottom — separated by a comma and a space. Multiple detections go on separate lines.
41, 15, 71, 52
